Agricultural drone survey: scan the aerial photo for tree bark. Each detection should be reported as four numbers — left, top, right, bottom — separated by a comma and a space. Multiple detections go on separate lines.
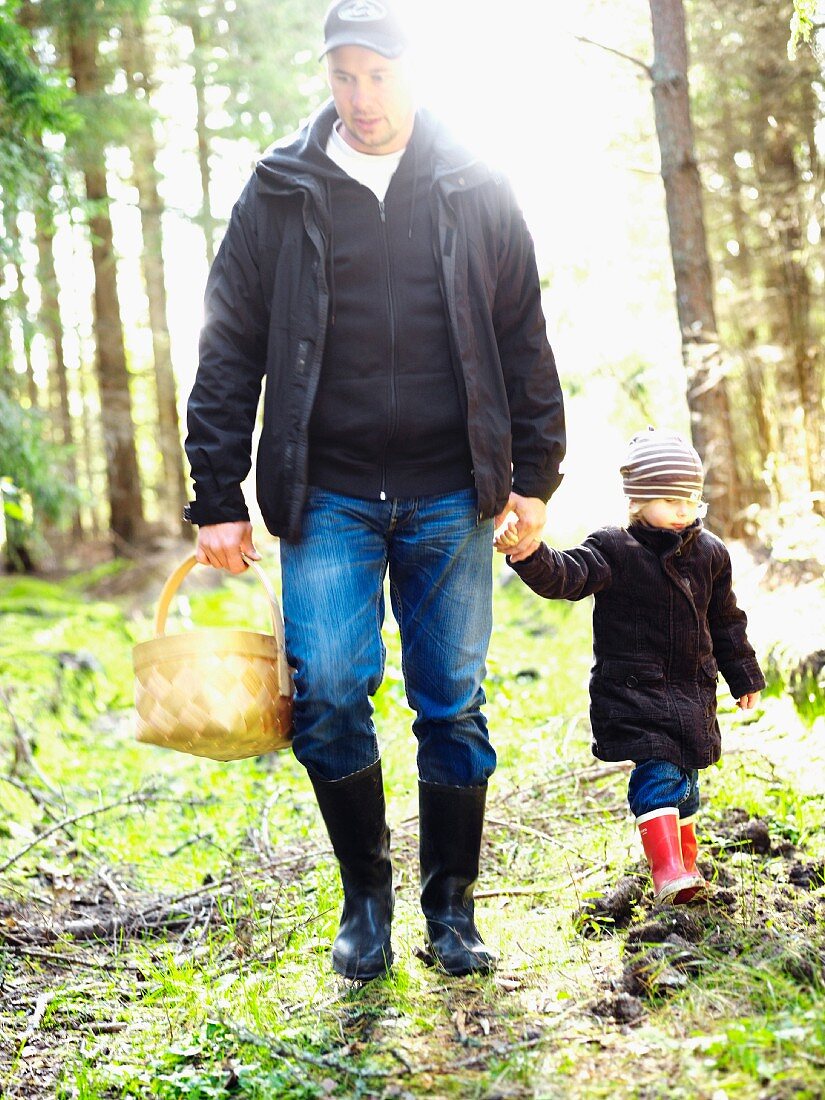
6, 208, 38, 410
718, 97, 774, 507
121, 15, 188, 534
762, 123, 823, 510
190, 13, 217, 267
67, 21, 145, 550
648, 0, 744, 535
34, 197, 84, 538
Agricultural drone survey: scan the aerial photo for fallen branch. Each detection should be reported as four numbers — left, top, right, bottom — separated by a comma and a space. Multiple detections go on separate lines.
491, 762, 630, 809
8, 892, 220, 945
163, 832, 218, 858
0, 775, 66, 827
254, 788, 282, 863
224, 1016, 554, 1079
0, 791, 155, 875
1, 936, 129, 971
0, 685, 59, 793
21, 990, 54, 1041
225, 1019, 398, 1079
474, 886, 558, 899
485, 816, 599, 866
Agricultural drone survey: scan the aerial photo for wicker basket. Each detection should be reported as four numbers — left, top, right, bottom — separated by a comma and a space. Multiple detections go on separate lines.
133, 555, 293, 760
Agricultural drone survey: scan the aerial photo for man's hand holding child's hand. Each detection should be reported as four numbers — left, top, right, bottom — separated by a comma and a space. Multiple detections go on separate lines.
493, 493, 546, 562
737, 692, 761, 710
493, 516, 520, 554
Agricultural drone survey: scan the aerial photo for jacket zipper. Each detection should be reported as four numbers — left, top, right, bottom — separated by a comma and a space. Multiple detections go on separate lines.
287, 218, 329, 537
378, 199, 398, 501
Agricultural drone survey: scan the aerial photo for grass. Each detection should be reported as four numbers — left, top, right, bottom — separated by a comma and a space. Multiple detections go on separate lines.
0, 555, 823, 1098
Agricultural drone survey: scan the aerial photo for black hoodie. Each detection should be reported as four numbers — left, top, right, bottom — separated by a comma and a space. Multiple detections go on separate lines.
306, 116, 473, 500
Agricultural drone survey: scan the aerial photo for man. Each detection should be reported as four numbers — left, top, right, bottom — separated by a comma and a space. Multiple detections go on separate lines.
184, 0, 565, 981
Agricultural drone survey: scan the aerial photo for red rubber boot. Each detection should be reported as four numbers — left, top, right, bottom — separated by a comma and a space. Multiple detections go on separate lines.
637, 808, 705, 905
679, 815, 700, 874
676, 814, 707, 903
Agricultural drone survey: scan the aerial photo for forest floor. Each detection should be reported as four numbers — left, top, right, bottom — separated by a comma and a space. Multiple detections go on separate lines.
0, 536, 824, 1099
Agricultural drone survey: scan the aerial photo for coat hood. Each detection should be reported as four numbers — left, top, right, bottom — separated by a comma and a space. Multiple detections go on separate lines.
254, 100, 490, 195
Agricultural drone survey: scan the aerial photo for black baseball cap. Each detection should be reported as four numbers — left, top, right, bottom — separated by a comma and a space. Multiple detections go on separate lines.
321, 1, 408, 59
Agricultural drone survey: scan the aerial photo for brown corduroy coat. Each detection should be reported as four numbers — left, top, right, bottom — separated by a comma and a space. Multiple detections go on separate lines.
510, 520, 765, 769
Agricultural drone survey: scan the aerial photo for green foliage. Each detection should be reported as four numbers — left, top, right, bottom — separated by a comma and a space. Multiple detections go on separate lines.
171, 0, 329, 148
789, 0, 819, 56
0, 0, 75, 213
0, 570, 135, 741
0, 390, 79, 570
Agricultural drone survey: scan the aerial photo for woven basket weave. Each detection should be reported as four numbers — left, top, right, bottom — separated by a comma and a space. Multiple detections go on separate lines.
133, 555, 293, 760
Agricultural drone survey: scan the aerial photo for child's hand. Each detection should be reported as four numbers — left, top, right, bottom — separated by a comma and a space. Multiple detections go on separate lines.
493, 514, 520, 554
737, 691, 761, 710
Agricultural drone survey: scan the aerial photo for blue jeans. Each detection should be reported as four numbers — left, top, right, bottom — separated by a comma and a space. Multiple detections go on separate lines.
280, 487, 496, 786
627, 759, 701, 819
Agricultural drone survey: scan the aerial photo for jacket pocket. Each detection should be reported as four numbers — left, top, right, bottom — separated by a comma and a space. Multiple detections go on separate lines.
699, 655, 719, 718
700, 655, 718, 681
594, 659, 669, 719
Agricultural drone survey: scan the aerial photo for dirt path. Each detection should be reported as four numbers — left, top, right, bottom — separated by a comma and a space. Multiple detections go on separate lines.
2, 772, 823, 1098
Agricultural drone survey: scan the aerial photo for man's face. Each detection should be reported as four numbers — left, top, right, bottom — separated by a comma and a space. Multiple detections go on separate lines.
326, 45, 415, 155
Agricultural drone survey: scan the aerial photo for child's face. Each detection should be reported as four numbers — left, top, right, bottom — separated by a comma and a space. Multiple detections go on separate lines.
636, 497, 702, 531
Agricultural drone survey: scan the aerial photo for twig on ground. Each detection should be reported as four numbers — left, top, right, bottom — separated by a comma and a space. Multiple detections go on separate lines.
214, 905, 336, 976
135, 848, 323, 919
56, 893, 219, 942
96, 867, 127, 908
474, 886, 558, 899
224, 1016, 554, 1079
224, 1019, 397, 1079
0, 792, 158, 875
490, 762, 630, 810
0, 776, 67, 828
259, 788, 280, 863
0, 686, 59, 794
163, 833, 215, 858
21, 990, 54, 1040
485, 816, 599, 866
1, 936, 128, 971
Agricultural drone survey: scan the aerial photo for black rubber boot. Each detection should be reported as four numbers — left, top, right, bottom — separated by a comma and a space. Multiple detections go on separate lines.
419, 780, 497, 976
310, 760, 394, 981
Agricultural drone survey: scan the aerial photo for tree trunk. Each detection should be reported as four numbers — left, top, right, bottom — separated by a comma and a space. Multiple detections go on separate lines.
34, 197, 84, 538
67, 22, 145, 551
190, 13, 217, 267
6, 208, 38, 410
718, 97, 774, 507
77, 348, 102, 539
0, 224, 13, 381
648, 0, 744, 535
763, 124, 823, 510
121, 15, 188, 534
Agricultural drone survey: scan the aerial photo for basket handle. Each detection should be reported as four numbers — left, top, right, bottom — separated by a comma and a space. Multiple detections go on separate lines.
153, 554, 292, 694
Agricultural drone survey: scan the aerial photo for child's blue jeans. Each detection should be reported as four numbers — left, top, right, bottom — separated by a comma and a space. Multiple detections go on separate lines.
627, 759, 700, 819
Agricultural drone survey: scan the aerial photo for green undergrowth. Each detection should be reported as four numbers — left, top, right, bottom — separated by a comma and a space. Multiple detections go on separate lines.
0, 559, 823, 1099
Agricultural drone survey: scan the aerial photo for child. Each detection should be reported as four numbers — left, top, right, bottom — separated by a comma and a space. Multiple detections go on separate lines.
495, 428, 765, 905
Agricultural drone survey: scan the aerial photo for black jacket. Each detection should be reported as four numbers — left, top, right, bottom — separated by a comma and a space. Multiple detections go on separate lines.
185, 102, 565, 541
511, 521, 766, 769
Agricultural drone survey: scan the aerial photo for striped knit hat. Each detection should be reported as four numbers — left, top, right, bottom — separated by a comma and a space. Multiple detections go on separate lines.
620, 428, 704, 503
